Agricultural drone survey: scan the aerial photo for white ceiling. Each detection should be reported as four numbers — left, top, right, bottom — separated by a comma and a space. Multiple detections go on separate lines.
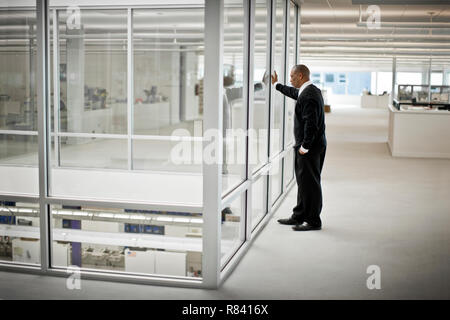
1, 1, 450, 70
300, 0, 450, 69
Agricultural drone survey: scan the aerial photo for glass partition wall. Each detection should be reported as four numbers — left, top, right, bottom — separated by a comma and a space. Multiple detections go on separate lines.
0, 0, 299, 288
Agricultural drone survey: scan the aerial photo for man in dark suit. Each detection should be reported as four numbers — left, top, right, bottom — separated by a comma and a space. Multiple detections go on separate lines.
271, 64, 327, 231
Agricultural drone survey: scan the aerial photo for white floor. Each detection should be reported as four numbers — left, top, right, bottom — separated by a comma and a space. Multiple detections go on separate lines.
1, 106, 449, 299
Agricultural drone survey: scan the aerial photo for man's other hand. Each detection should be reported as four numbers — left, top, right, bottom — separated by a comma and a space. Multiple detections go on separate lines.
298, 146, 309, 155
271, 71, 278, 85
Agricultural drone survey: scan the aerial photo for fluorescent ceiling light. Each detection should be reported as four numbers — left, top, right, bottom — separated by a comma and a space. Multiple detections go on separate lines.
156, 216, 173, 222
356, 22, 450, 29
98, 213, 114, 219
173, 218, 190, 223
72, 212, 90, 217
129, 215, 146, 220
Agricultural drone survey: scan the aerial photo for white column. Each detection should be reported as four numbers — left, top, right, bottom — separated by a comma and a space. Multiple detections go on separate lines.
202, 0, 224, 289
391, 56, 396, 104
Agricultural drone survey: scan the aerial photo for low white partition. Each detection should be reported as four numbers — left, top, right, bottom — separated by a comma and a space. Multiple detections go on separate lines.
361, 94, 390, 109
0, 166, 202, 206
388, 104, 450, 159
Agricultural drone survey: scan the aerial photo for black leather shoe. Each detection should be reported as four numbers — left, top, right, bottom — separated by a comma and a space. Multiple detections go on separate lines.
277, 217, 301, 225
292, 222, 321, 231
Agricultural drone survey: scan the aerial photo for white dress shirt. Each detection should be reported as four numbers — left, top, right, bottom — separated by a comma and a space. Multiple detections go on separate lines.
275, 80, 313, 154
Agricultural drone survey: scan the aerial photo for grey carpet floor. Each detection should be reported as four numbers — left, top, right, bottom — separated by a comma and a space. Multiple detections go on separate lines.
0, 106, 449, 299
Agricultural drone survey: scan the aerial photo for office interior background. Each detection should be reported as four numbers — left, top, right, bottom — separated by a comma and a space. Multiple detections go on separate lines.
0, 0, 449, 299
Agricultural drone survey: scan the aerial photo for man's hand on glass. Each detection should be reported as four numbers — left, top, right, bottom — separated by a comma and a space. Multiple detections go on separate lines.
271, 70, 278, 85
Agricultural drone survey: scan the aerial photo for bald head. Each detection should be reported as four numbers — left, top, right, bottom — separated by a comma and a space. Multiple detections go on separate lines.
289, 64, 310, 88
292, 64, 310, 79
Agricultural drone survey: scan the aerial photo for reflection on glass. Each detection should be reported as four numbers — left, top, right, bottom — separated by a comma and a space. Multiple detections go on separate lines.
271, 0, 284, 156
57, 9, 128, 135
49, 4, 205, 202
59, 138, 127, 169
133, 7, 205, 174
222, 0, 247, 197
221, 193, 244, 267
431, 72, 443, 86
51, 204, 203, 278
0, 134, 37, 166
0, 201, 40, 265
396, 71, 422, 86
133, 138, 202, 172
133, 8, 204, 136
271, 158, 282, 205
0, 10, 37, 132
251, 176, 267, 231
251, 0, 270, 173
285, 2, 296, 147
0, 7, 39, 195
284, 148, 294, 188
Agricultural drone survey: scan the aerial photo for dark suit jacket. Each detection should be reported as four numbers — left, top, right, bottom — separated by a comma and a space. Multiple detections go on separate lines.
275, 83, 327, 152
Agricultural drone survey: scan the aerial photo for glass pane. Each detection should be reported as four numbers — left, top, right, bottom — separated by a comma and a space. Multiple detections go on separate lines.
251, 0, 270, 173
222, 0, 247, 196
51, 204, 202, 278
0, 10, 37, 132
0, 201, 40, 266
431, 72, 443, 86
284, 149, 294, 188
397, 72, 422, 85
133, 8, 204, 137
0, 6, 38, 196
270, 0, 284, 156
285, 2, 296, 147
270, 158, 282, 205
133, 138, 202, 172
133, 7, 205, 175
59, 137, 127, 169
377, 72, 392, 95
57, 9, 128, 135
0, 134, 37, 166
251, 175, 267, 231
49, 4, 205, 205
221, 193, 244, 267
288, 2, 296, 72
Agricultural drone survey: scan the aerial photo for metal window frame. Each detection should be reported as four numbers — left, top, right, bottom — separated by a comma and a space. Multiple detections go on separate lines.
1, 0, 300, 290
36, 0, 51, 272
52, 8, 61, 167
244, 0, 256, 243
268, 0, 287, 208
283, 1, 297, 189
219, 0, 254, 269
202, 0, 223, 289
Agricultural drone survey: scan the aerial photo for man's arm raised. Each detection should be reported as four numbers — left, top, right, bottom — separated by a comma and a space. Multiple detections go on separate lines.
271, 70, 299, 101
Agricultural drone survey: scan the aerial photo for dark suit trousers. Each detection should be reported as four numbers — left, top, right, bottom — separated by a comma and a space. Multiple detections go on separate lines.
292, 145, 326, 226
